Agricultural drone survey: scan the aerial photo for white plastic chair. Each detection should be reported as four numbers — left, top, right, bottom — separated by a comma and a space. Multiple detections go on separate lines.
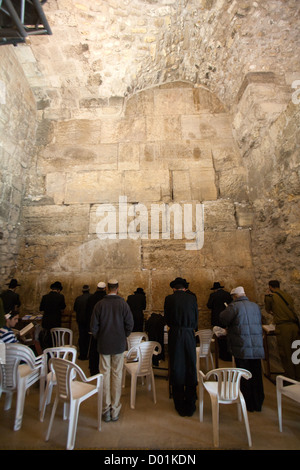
124, 340, 161, 409
195, 329, 214, 375
122, 332, 148, 388
0, 343, 43, 431
45, 358, 103, 450
50, 327, 73, 347
199, 367, 252, 448
40, 346, 77, 422
276, 375, 300, 432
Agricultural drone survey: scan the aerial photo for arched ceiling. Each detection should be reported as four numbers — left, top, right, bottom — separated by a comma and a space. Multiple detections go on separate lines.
13, 0, 300, 114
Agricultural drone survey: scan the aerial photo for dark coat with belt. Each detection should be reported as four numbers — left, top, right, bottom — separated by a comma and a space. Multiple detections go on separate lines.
164, 290, 198, 386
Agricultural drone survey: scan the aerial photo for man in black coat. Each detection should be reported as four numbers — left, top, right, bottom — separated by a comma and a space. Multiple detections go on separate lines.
126, 287, 146, 332
206, 281, 232, 361
164, 277, 198, 417
1, 279, 21, 314
73, 284, 92, 360
39, 281, 66, 348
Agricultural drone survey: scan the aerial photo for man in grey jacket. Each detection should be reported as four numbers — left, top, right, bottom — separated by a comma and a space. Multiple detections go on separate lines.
90, 279, 134, 422
220, 286, 265, 412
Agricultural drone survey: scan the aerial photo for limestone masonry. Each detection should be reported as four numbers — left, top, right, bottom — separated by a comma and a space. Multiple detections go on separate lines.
0, 0, 299, 327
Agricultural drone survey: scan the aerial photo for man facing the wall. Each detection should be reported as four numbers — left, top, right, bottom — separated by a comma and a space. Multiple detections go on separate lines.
164, 277, 198, 417
90, 279, 134, 422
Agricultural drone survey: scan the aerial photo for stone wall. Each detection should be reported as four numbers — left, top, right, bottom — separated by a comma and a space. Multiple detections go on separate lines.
1, 0, 299, 328
15, 82, 255, 326
0, 47, 37, 281
233, 72, 300, 312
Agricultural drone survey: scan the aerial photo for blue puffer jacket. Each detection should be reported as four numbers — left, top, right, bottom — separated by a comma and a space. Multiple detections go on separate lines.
219, 296, 265, 359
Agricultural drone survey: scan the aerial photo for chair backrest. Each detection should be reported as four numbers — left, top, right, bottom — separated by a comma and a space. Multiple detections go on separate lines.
0, 344, 37, 390
50, 328, 73, 347
129, 341, 161, 376
48, 358, 86, 402
127, 332, 148, 350
195, 329, 213, 356
205, 368, 252, 402
43, 346, 77, 374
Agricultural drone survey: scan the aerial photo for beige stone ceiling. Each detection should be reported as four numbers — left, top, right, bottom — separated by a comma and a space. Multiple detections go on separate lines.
14, 0, 300, 114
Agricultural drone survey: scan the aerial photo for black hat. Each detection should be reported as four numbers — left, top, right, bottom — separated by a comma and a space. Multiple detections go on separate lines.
134, 287, 145, 294
82, 285, 90, 291
211, 282, 224, 290
170, 277, 189, 289
7, 279, 20, 288
50, 281, 63, 291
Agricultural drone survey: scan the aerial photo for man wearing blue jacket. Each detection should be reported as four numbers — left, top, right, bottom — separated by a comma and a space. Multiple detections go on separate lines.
220, 286, 265, 412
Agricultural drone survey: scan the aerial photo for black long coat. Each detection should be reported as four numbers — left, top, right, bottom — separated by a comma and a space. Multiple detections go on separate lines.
164, 290, 198, 386
126, 293, 146, 332
206, 288, 232, 326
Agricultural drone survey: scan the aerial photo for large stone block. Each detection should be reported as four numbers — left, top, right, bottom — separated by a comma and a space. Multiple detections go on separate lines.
54, 119, 102, 145
146, 115, 181, 141
64, 171, 123, 204
51, 238, 142, 273
22, 204, 90, 235
181, 114, 232, 141
124, 169, 170, 202
39, 143, 118, 173
118, 143, 140, 170
189, 167, 218, 201
203, 200, 236, 231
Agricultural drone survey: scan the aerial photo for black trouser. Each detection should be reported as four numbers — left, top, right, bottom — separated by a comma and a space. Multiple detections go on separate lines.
172, 384, 197, 416
235, 358, 264, 412
77, 322, 89, 359
89, 337, 99, 376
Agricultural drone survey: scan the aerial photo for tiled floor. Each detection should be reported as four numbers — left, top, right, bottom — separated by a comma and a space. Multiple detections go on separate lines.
0, 359, 299, 452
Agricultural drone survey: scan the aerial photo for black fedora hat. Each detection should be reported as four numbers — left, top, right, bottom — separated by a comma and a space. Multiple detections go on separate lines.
134, 287, 145, 294
170, 277, 189, 289
7, 279, 20, 288
211, 282, 224, 290
50, 281, 63, 291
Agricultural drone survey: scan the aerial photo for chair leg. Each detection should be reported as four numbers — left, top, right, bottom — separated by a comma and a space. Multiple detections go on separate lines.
14, 379, 27, 431
151, 371, 156, 404
237, 403, 242, 422
239, 395, 252, 447
199, 383, 204, 422
130, 374, 137, 409
67, 401, 80, 451
277, 388, 283, 432
122, 362, 126, 388
210, 396, 219, 448
4, 391, 13, 411
97, 379, 103, 431
40, 378, 53, 422
46, 396, 59, 442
